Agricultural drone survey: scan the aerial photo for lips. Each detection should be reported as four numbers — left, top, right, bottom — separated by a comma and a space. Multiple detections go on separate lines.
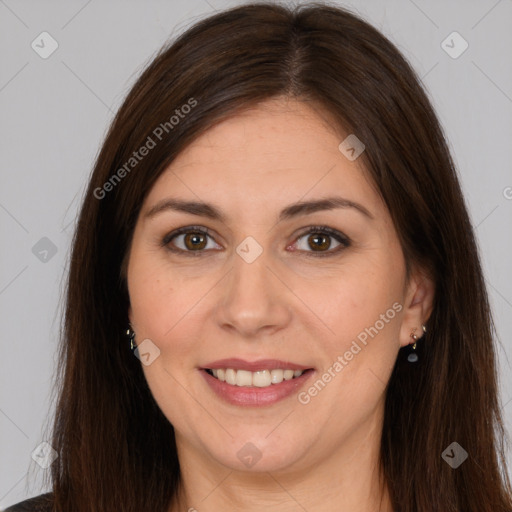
199, 358, 315, 406
201, 358, 312, 372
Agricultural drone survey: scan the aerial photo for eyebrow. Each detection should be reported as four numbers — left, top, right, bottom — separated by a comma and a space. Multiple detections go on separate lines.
144, 196, 374, 222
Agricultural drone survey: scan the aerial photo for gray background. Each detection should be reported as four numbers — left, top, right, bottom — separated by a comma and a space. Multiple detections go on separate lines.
1, 0, 511, 507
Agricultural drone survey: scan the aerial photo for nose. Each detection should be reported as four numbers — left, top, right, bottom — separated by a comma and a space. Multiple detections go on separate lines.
214, 247, 292, 339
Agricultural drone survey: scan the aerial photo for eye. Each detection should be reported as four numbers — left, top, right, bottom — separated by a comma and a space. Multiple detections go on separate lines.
161, 225, 351, 257
291, 225, 351, 257
162, 226, 220, 255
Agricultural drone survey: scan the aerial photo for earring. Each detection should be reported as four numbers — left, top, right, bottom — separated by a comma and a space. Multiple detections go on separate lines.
126, 324, 136, 351
407, 324, 427, 363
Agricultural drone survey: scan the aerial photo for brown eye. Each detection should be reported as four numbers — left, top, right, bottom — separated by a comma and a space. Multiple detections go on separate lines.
162, 225, 350, 257
306, 233, 331, 251
183, 232, 208, 250
162, 227, 219, 254
293, 226, 351, 257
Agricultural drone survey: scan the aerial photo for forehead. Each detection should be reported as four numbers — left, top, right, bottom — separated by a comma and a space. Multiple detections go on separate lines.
174, 98, 349, 172
142, 98, 382, 218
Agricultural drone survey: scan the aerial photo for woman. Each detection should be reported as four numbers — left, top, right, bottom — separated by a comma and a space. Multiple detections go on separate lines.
6, 2, 512, 511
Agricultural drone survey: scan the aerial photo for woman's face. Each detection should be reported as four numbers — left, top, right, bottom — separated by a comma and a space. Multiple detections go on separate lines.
127, 97, 431, 473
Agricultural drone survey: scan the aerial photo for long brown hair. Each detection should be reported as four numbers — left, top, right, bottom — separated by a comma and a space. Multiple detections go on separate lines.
45, 2, 512, 511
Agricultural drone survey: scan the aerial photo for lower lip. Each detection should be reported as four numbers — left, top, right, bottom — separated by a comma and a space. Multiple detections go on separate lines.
200, 369, 315, 407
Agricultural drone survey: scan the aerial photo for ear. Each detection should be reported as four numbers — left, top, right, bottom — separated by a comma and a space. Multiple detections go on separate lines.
128, 305, 133, 327
398, 266, 435, 348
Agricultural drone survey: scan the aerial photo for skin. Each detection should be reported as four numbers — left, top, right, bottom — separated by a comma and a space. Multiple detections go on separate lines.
126, 96, 435, 512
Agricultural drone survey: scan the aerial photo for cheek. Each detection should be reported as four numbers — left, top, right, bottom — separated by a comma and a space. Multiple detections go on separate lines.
311, 265, 399, 332
128, 255, 207, 370
301, 269, 402, 430
128, 248, 177, 336
305, 256, 404, 369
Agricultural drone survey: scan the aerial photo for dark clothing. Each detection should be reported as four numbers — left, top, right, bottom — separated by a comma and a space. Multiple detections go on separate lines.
3, 493, 53, 512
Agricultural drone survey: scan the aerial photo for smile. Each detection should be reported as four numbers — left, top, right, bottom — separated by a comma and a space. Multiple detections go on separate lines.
205, 368, 306, 387
200, 358, 315, 406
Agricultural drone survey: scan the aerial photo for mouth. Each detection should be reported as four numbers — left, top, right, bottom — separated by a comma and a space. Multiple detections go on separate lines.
199, 358, 315, 406
203, 367, 313, 387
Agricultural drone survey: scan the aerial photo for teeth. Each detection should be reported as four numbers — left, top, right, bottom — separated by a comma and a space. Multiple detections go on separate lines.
208, 368, 306, 387
270, 369, 283, 384
225, 368, 237, 385
236, 370, 253, 386
253, 370, 271, 387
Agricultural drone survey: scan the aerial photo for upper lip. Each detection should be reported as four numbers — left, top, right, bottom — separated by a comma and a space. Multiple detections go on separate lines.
201, 358, 313, 372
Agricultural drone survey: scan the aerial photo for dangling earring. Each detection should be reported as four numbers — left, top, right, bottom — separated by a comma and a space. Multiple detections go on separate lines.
126, 324, 136, 351
407, 324, 427, 363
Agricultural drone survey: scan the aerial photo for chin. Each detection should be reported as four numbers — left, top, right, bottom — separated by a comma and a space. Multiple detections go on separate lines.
203, 432, 310, 473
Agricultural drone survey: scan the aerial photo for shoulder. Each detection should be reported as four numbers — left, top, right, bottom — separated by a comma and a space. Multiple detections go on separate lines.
2, 493, 53, 512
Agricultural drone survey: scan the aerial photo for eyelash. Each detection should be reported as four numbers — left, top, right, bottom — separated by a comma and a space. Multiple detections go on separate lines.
161, 225, 351, 258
